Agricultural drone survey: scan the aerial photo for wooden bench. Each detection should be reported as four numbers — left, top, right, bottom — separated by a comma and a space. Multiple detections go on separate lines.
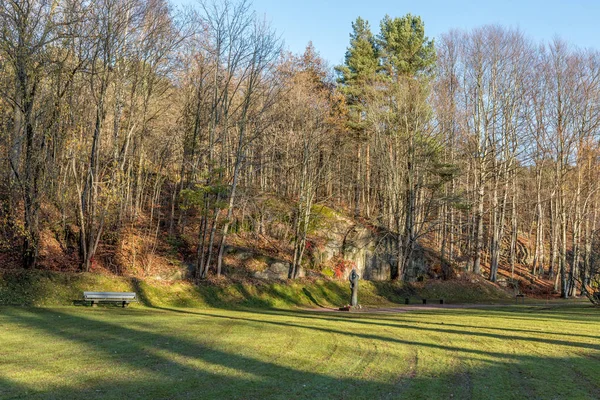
515, 293, 526, 304
84, 292, 137, 308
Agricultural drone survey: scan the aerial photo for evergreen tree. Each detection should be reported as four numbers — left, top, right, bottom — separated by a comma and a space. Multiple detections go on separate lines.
335, 17, 379, 133
373, 14, 440, 279
378, 14, 436, 78
335, 17, 380, 217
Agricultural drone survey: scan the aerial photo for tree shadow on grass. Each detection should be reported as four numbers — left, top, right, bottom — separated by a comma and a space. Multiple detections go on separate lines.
301, 288, 324, 307
0, 308, 396, 399
126, 279, 600, 353
159, 307, 600, 353
131, 278, 152, 308
1, 307, 599, 399
256, 307, 600, 341
131, 274, 339, 310
210, 307, 600, 350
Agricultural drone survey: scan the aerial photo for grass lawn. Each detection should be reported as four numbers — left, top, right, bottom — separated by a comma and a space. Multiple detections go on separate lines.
0, 304, 598, 399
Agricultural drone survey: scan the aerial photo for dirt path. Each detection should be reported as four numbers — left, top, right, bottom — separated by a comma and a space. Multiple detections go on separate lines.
307, 302, 557, 314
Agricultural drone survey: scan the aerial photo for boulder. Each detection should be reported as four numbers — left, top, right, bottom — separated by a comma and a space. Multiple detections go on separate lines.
253, 260, 304, 280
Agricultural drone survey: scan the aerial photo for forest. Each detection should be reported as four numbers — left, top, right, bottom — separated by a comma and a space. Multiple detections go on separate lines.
1, 0, 600, 304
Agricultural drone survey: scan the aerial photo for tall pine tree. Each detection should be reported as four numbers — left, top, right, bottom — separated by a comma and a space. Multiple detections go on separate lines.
377, 14, 440, 280
336, 17, 379, 132
336, 17, 379, 216
378, 14, 436, 78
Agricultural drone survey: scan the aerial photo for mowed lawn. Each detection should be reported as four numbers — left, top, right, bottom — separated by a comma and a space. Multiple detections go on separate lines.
0, 304, 599, 399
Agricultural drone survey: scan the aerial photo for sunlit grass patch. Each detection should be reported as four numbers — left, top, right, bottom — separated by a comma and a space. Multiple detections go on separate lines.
0, 304, 598, 399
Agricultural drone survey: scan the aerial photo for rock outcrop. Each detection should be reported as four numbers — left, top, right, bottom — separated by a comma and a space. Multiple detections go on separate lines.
311, 216, 429, 281
227, 210, 431, 282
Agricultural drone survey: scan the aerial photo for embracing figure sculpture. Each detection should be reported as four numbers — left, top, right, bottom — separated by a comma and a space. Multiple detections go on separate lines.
349, 269, 359, 307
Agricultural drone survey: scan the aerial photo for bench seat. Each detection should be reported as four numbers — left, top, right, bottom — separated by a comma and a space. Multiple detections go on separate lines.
84, 292, 137, 307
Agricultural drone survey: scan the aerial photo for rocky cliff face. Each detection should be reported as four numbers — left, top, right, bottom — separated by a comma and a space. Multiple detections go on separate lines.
230, 210, 431, 281
310, 215, 429, 281
312, 224, 392, 281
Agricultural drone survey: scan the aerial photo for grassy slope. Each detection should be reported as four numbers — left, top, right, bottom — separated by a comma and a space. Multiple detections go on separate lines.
0, 270, 512, 308
0, 304, 598, 399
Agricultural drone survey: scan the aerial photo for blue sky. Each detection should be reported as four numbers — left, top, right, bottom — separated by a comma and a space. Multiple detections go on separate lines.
174, 0, 600, 66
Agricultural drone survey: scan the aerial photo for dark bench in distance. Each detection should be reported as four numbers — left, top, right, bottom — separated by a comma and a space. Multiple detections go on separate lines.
405, 298, 445, 305
84, 292, 137, 308
516, 293, 526, 304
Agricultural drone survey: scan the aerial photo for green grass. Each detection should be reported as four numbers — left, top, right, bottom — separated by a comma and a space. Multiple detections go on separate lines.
0, 270, 512, 308
0, 304, 598, 399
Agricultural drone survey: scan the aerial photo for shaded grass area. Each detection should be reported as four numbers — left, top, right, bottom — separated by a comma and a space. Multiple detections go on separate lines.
0, 304, 598, 399
0, 270, 512, 309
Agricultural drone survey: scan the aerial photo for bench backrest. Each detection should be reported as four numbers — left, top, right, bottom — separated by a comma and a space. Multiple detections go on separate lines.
84, 292, 137, 300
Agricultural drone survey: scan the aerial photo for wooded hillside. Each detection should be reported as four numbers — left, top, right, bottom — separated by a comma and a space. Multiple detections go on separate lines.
1, 0, 599, 302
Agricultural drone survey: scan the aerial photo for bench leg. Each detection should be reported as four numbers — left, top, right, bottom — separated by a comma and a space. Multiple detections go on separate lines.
122, 301, 127, 308
439, 299, 444, 304
91, 301, 97, 307
422, 299, 427, 305
405, 298, 410, 305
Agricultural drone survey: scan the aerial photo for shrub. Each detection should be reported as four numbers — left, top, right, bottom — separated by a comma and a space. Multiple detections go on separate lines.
330, 254, 356, 279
